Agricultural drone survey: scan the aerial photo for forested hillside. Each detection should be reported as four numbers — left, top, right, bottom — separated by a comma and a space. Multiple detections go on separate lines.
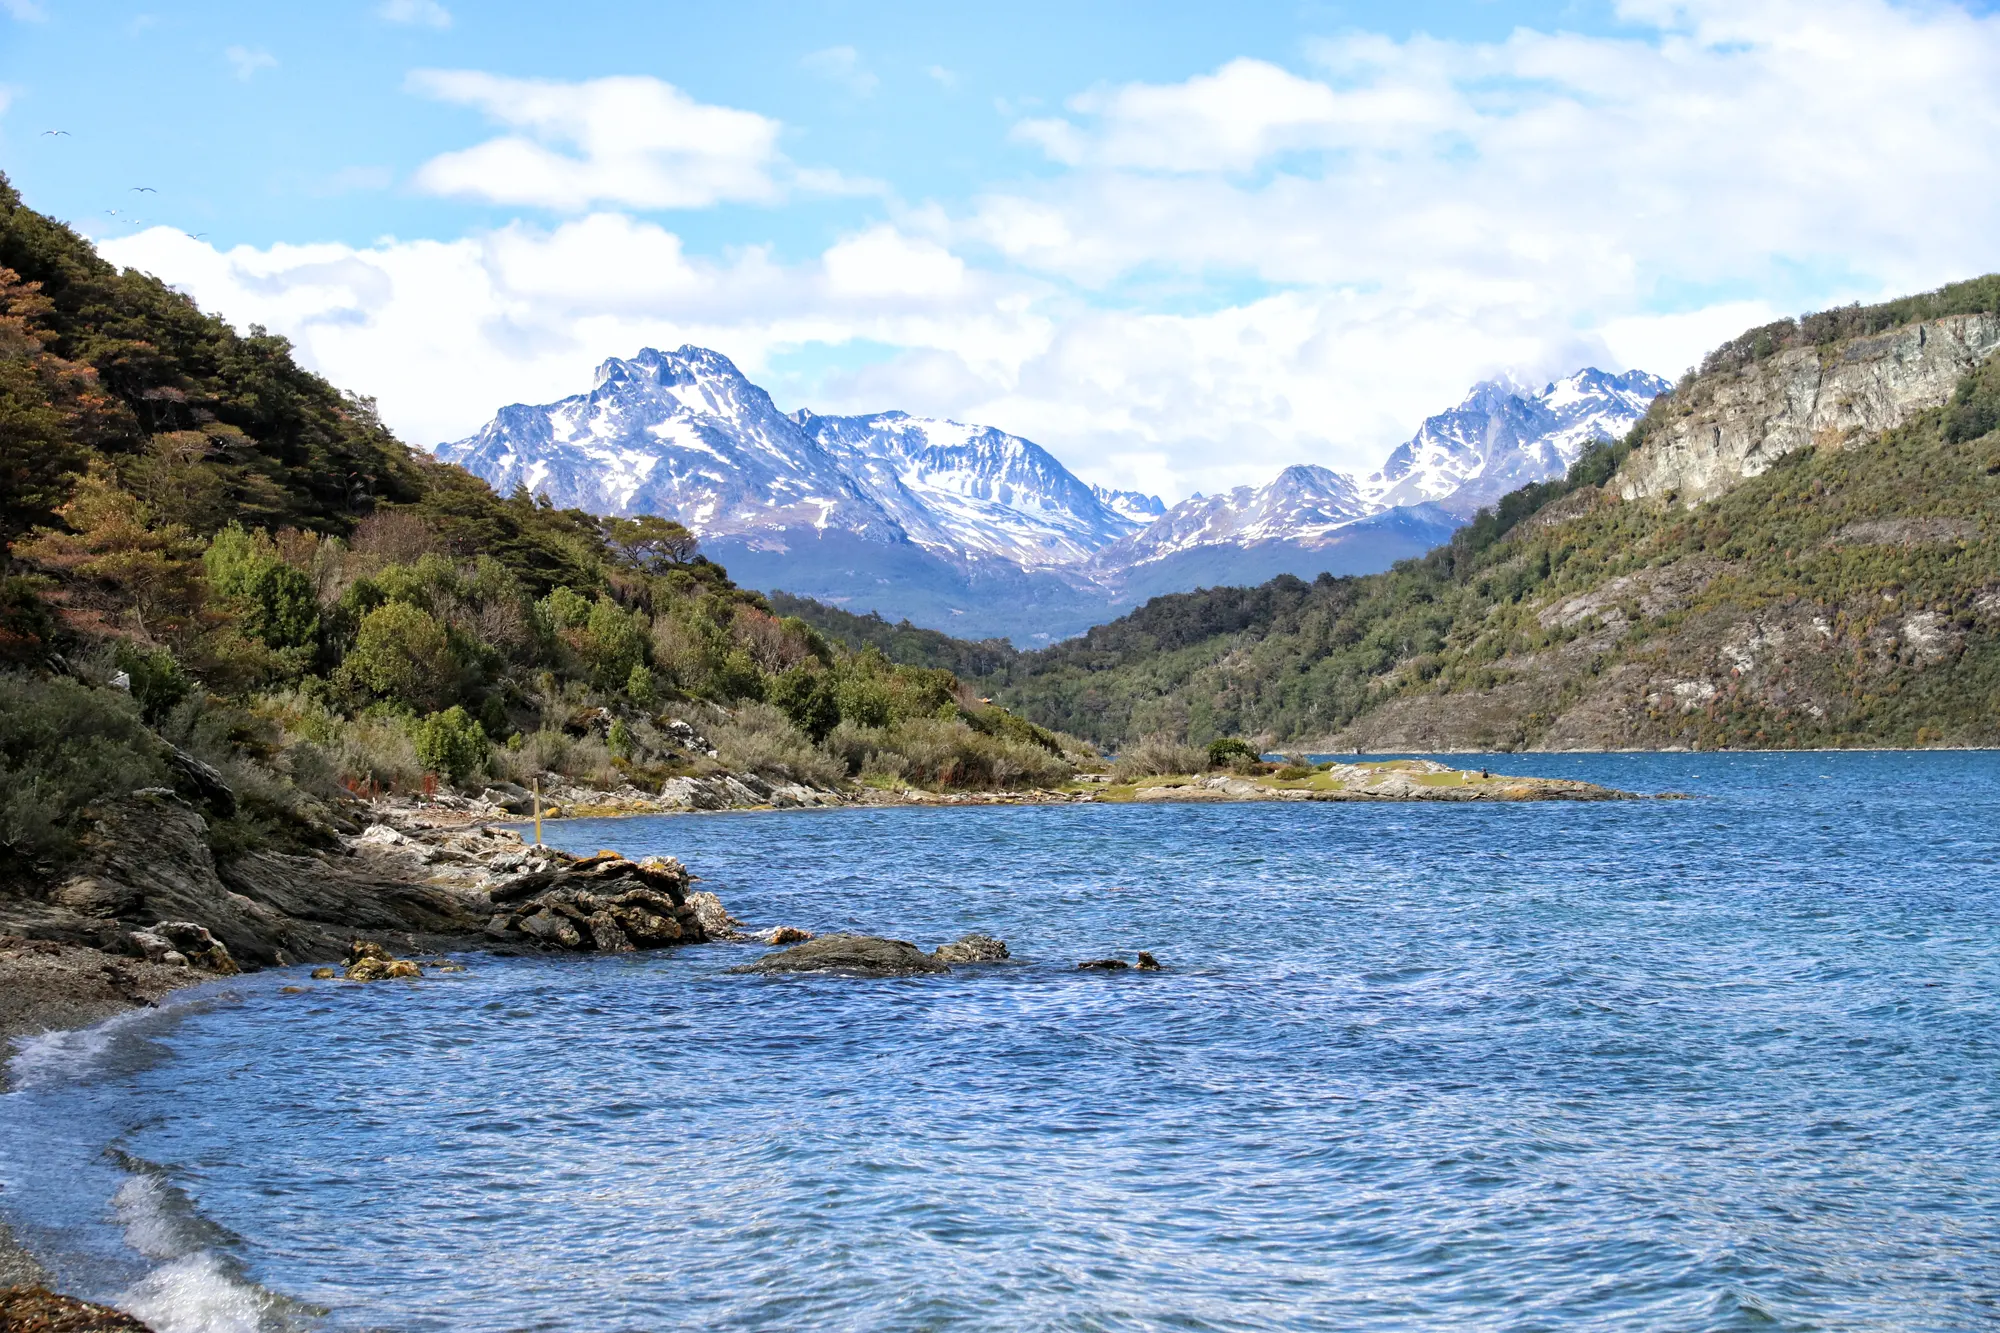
0, 176, 1084, 881
802, 278, 2000, 752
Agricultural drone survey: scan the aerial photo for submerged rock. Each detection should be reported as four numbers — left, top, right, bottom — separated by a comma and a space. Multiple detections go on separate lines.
1137, 952, 1162, 971
734, 934, 950, 976
343, 940, 422, 981
932, 934, 1009, 964
1077, 958, 1131, 971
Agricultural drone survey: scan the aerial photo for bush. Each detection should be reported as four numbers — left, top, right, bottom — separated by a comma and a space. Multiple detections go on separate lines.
0, 672, 169, 868
1206, 737, 1261, 769
768, 665, 839, 741
710, 703, 845, 787
825, 715, 1072, 789
1111, 734, 1208, 781
411, 705, 489, 784
113, 641, 190, 722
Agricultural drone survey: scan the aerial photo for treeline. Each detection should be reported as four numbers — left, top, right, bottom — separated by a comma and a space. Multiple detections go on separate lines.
0, 175, 1085, 878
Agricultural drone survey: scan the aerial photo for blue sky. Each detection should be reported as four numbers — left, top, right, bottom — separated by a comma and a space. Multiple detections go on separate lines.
5, 0, 1999, 499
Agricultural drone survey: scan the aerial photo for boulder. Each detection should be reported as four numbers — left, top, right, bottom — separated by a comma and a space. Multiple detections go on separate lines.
732, 934, 949, 976
1137, 952, 1162, 971
932, 934, 1009, 963
767, 926, 812, 945
1077, 958, 1130, 971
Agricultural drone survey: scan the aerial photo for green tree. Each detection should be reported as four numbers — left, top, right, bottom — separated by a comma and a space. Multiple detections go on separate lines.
769, 665, 839, 741
582, 596, 646, 690
340, 601, 456, 711
601, 514, 699, 572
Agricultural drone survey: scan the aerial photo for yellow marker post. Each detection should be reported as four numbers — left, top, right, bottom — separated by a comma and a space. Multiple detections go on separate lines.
533, 778, 543, 846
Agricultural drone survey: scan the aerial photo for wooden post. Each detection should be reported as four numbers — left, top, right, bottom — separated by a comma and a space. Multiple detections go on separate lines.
533, 777, 542, 846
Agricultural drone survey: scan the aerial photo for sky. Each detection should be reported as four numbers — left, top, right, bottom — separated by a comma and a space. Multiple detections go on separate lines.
4, 0, 1999, 503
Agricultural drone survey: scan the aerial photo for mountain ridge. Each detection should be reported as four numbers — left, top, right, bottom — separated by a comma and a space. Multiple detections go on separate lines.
439, 347, 1667, 642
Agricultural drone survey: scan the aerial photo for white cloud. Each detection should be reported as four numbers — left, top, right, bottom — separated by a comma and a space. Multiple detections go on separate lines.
927, 65, 957, 89
407, 71, 794, 210
224, 46, 277, 80
2, 0, 46, 22
801, 45, 879, 97
0, 85, 14, 116
94, 0, 2000, 504
378, 0, 450, 29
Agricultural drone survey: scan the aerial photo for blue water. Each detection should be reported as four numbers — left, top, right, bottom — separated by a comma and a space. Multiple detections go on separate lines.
4, 752, 2000, 1332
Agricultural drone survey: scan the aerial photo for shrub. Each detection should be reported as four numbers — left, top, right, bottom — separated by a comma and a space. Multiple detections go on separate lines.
1111, 734, 1208, 781
1206, 737, 1262, 769
0, 672, 169, 868
113, 641, 190, 722
411, 705, 489, 784
709, 703, 845, 787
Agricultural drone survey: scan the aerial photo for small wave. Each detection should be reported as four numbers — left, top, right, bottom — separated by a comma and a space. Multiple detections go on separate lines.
5, 1008, 151, 1091
109, 1167, 313, 1333
118, 1252, 283, 1333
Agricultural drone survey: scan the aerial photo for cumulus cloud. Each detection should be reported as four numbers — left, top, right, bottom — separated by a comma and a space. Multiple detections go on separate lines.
378, 0, 451, 29
225, 46, 277, 81
407, 71, 793, 210
98, 217, 1034, 454
97, 0, 2000, 503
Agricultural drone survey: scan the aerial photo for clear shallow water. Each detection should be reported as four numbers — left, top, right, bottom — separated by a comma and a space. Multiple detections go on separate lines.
4, 752, 1999, 1332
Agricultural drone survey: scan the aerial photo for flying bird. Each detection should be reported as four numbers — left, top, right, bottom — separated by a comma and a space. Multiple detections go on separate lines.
42, 129, 70, 137
185, 232, 208, 240
131, 186, 157, 193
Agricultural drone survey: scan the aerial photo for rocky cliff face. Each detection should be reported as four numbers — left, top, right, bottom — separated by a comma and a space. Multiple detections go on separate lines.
1620, 313, 2000, 505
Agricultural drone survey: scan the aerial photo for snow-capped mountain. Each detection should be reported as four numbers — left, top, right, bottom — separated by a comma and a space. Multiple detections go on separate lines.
437, 348, 1158, 576
792, 409, 1144, 568
437, 347, 893, 541
1366, 369, 1671, 516
437, 347, 1665, 642
1094, 465, 1372, 571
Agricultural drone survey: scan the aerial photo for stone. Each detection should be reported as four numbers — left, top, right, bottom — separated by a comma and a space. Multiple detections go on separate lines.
732, 934, 950, 976
1136, 952, 1162, 971
932, 934, 1009, 963
767, 926, 812, 945
1078, 958, 1130, 971
310, 967, 337, 980
0, 1284, 155, 1330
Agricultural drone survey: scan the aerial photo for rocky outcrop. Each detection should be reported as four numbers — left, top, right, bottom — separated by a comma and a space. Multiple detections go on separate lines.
1620, 312, 2000, 505
932, 933, 1009, 963
482, 850, 711, 953
1117, 761, 1636, 802
0, 793, 734, 988
734, 934, 950, 976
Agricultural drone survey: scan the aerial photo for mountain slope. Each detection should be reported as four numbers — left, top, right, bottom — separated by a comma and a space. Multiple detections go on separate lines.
982, 279, 2000, 751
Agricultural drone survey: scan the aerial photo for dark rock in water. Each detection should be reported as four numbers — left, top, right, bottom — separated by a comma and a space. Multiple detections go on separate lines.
933, 934, 1009, 963
310, 967, 337, 980
484, 853, 707, 953
343, 940, 422, 981
0, 1284, 155, 1330
767, 925, 812, 945
1077, 958, 1131, 971
734, 934, 949, 976
1136, 952, 1162, 971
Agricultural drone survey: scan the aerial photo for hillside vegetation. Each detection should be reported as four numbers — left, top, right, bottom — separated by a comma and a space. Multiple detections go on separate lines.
0, 176, 1083, 880
786, 278, 2000, 752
